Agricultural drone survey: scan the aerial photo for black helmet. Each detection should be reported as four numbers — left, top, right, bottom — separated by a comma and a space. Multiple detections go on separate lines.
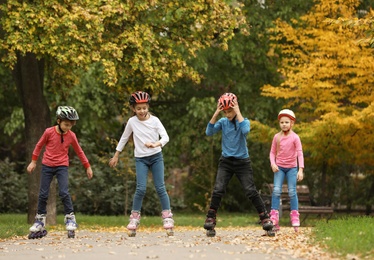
56, 106, 79, 120
129, 91, 151, 106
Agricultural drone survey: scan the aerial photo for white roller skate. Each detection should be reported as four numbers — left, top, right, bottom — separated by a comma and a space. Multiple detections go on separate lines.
290, 210, 300, 232
64, 213, 78, 238
162, 210, 174, 236
270, 209, 280, 232
28, 214, 47, 239
127, 211, 141, 237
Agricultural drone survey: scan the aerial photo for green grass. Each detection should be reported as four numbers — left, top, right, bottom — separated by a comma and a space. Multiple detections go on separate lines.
1, 213, 373, 259
313, 216, 374, 259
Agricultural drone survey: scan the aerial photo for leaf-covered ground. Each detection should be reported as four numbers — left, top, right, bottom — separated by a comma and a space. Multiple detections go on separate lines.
0, 226, 338, 260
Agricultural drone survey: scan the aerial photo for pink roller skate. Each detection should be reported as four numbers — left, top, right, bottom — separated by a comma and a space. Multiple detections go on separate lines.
162, 210, 174, 236
290, 210, 300, 232
270, 209, 280, 232
127, 211, 141, 237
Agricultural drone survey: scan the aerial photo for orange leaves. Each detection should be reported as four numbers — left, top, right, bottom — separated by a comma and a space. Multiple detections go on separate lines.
261, 0, 374, 170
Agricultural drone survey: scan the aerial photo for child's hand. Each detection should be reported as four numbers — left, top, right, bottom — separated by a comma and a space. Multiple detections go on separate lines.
271, 164, 279, 173
86, 166, 93, 179
231, 99, 240, 113
297, 170, 304, 182
213, 101, 223, 115
27, 161, 37, 174
145, 142, 160, 148
109, 156, 118, 168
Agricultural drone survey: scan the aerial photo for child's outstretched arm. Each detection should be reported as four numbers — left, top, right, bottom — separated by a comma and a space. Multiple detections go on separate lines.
27, 160, 37, 174
109, 151, 120, 168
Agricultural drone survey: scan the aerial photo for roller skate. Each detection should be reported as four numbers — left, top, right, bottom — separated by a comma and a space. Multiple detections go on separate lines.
270, 209, 280, 232
203, 209, 216, 237
65, 213, 78, 238
162, 210, 174, 236
28, 214, 47, 239
290, 210, 300, 232
127, 211, 140, 237
259, 212, 275, 237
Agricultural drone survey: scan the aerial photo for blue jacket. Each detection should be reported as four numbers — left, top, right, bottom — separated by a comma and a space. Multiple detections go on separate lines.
206, 118, 250, 159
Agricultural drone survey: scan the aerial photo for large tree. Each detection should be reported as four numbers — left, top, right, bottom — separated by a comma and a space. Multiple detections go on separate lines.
261, 0, 374, 207
0, 0, 245, 223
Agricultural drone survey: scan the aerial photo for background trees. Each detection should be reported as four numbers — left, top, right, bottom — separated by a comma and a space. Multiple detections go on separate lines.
261, 0, 374, 210
0, 0, 245, 223
0, 0, 373, 217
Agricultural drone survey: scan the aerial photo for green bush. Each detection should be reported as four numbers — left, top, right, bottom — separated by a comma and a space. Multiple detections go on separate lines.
0, 158, 28, 213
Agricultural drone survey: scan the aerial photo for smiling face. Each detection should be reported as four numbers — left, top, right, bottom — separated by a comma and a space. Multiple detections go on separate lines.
132, 103, 149, 120
222, 108, 236, 121
279, 116, 294, 132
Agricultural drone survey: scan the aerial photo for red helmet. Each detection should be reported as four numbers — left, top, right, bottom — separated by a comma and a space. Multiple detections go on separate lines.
129, 91, 151, 105
278, 109, 296, 121
218, 93, 237, 110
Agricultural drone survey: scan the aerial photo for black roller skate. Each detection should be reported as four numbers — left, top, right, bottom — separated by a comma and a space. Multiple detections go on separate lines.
28, 214, 48, 239
259, 212, 275, 237
204, 209, 217, 237
65, 213, 78, 238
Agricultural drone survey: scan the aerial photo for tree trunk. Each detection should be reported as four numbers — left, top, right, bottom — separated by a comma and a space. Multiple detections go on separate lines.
320, 160, 327, 206
13, 52, 56, 225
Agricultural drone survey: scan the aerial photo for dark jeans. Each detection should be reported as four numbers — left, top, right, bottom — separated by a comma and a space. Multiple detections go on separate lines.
37, 165, 74, 215
210, 156, 267, 214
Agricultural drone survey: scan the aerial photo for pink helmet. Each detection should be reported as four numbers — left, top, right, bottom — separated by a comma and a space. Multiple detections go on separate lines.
218, 93, 237, 110
278, 109, 296, 121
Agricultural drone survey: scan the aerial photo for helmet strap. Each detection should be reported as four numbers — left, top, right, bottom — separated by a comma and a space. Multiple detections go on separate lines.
231, 115, 237, 130
58, 123, 65, 143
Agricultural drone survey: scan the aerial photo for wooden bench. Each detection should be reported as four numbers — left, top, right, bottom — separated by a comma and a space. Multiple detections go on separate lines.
260, 183, 334, 223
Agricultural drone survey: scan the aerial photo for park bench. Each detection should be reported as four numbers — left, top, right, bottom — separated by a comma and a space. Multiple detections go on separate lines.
260, 183, 334, 223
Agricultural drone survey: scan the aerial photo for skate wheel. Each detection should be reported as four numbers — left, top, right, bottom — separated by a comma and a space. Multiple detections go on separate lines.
206, 229, 216, 237
166, 229, 174, 236
68, 230, 75, 238
266, 230, 276, 237
294, 227, 299, 232
128, 230, 136, 237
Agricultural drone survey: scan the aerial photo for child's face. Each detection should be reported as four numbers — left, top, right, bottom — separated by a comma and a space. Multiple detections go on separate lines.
132, 103, 149, 120
222, 108, 236, 121
279, 116, 294, 132
58, 120, 76, 132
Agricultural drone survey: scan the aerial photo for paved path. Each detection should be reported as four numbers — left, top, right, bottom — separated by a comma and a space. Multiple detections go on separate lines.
0, 227, 335, 260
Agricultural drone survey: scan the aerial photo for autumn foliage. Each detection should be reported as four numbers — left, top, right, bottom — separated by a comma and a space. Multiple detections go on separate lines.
261, 0, 374, 206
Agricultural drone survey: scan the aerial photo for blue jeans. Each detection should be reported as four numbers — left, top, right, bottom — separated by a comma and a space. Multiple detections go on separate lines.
37, 165, 74, 215
132, 152, 170, 212
271, 166, 299, 211
209, 156, 267, 214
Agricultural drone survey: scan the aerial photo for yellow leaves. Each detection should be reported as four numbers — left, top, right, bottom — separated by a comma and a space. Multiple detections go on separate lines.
263, 0, 374, 118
